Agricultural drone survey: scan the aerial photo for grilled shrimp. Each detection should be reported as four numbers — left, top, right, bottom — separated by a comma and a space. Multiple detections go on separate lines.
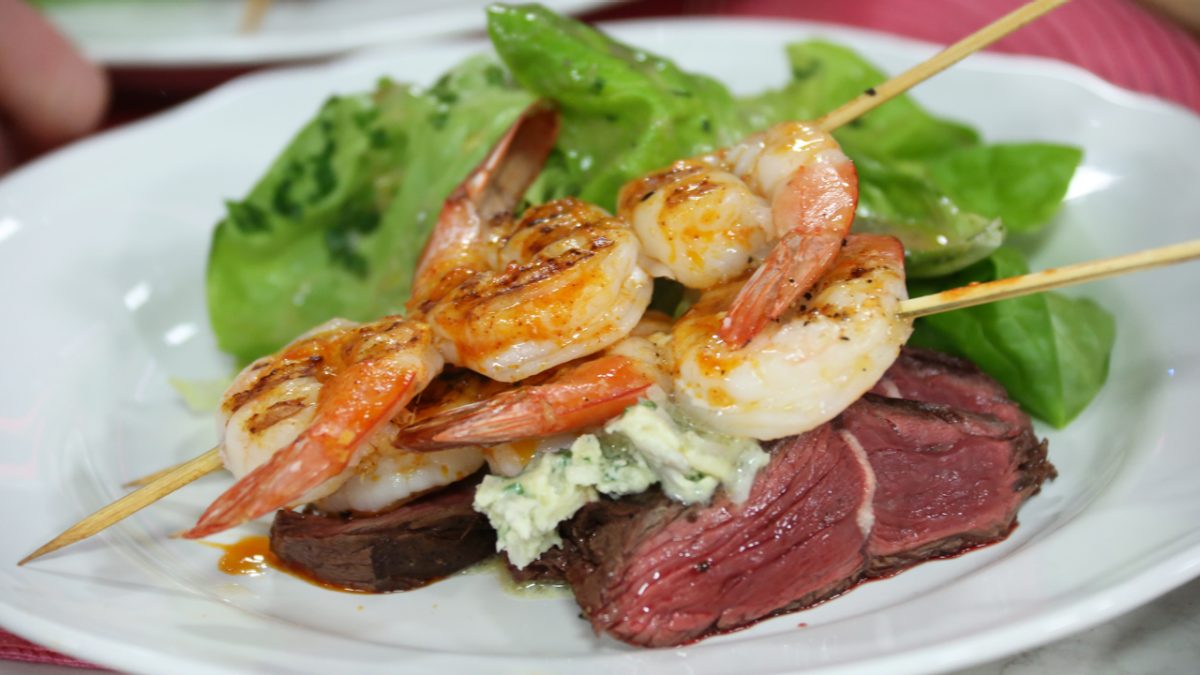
408, 100, 561, 308
395, 312, 675, 453
409, 104, 651, 383
618, 121, 857, 346
672, 234, 911, 440
308, 369, 504, 514
422, 197, 652, 382
183, 316, 445, 538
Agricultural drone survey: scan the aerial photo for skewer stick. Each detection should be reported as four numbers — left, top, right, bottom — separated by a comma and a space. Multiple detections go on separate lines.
123, 450, 220, 488
17, 239, 1199, 565
817, 0, 1069, 132
898, 239, 1200, 319
240, 0, 273, 33
18, 448, 222, 566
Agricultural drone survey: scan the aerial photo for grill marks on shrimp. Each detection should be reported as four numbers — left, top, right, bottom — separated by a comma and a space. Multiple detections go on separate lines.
619, 160, 707, 214
245, 399, 309, 435
424, 196, 651, 382
225, 356, 325, 416
672, 235, 913, 439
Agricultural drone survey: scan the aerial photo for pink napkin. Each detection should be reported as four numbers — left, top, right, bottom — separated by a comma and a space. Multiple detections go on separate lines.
0, 631, 100, 669
5, 0, 1196, 669
593, 0, 1200, 112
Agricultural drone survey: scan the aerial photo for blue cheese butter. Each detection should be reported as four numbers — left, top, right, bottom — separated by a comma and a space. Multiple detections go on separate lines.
474, 388, 769, 568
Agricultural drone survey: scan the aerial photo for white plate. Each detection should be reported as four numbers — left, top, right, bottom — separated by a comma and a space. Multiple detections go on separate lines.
39, 0, 614, 66
2, 17, 1200, 675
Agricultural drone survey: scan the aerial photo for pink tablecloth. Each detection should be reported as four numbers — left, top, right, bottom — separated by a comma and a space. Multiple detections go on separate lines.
0, 631, 100, 669
6, 0, 1197, 669
591, 0, 1200, 112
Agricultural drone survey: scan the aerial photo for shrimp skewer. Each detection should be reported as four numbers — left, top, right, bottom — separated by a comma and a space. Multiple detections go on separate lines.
616, 0, 1072, 349
183, 104, 562, 538
403, 235, 909, 445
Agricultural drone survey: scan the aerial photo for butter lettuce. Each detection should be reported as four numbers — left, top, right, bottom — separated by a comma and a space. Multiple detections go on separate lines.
910, 248, 1116, 426
739, 41, 1082, 276
207, 57, 534, 362
487, 3, 744, 210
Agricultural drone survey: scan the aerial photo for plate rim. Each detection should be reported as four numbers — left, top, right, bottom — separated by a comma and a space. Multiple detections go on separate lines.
45, 0, 616, 67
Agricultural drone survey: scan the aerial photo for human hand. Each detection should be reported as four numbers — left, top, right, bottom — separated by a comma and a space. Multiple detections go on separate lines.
1140, 0, 1200, 32
0, 0, 109, 173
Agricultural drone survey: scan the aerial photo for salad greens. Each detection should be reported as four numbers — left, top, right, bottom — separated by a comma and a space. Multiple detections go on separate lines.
207, 2, 1111, 426
208, 58, 535, 360
738, 41, 1082, 275
909, 249, 1116, 427
488, 5, 744, 209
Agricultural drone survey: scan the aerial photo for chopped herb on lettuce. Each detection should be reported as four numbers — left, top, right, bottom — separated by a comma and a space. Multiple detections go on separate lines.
207, 57, 534, 362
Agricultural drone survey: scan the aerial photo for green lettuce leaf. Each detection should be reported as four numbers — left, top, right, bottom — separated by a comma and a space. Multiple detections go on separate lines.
850, 151, 1003, 278
207, 56, 534, 363
927, 142, 1084, 232
739, 41, 1081, 276
488, 3, 745, 211
909, 247, 1116, 427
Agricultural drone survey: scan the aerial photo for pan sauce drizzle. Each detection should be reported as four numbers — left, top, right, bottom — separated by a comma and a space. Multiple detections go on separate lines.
208, 535, 368, 593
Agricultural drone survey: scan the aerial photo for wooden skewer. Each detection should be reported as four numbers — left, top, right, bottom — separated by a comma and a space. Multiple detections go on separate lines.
817, 0, 1070, 132
898, 239, 1200, 319
240, 0, 273, 34
18, 448, 222, 566
123, 450, 220, 488
20, 238, 1200, 566
13, 0, 1082, 567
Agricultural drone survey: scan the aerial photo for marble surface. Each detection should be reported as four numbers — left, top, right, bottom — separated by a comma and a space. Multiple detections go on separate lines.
1, 575, 1197, 674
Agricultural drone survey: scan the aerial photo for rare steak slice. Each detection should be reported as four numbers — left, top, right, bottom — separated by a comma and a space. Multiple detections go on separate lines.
270, 475, 494, 592
553, 425, 875, 648
839, 395, 1051, 571
871, 346, 1029, 429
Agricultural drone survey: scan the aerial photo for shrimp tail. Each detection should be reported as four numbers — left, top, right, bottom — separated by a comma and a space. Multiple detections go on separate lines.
183, 367, 421, 539
408, 100, 560, 312
395, 355, 654, 451
719, 159, 858, 347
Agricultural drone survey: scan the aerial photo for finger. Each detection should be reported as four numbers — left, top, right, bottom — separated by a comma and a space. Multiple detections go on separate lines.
0, 0, 109, 149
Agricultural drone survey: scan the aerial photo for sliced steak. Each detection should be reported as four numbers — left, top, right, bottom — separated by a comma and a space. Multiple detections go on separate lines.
270, 475, 494, 592
839, 395, 1050, 572
542, 348, 1054, 647
550, 425, 875, 648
